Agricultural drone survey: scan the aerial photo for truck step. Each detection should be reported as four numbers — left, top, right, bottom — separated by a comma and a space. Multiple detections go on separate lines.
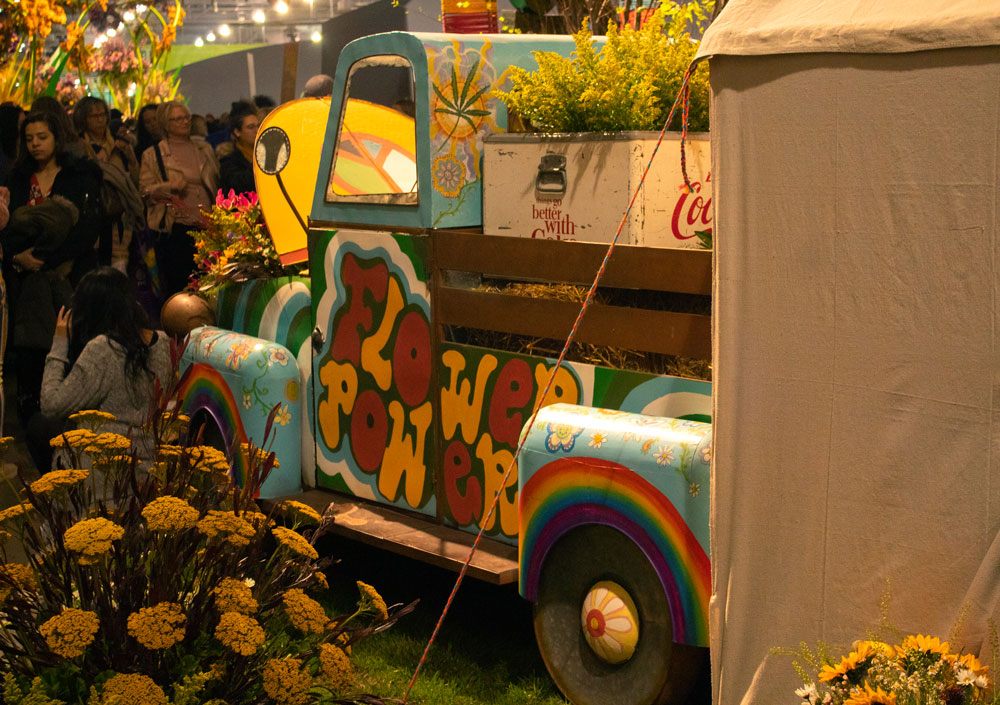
262, 490, 519, 585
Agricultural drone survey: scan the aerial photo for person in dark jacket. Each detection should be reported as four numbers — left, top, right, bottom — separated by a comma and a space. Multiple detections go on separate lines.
218, 103, 260, 196
2, 110, 104, 422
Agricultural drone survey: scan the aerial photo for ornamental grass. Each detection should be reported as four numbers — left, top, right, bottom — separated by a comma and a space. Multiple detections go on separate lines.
0, 383, 411, 703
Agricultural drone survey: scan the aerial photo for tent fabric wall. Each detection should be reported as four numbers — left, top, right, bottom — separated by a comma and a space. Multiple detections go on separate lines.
707, 45, 999, 705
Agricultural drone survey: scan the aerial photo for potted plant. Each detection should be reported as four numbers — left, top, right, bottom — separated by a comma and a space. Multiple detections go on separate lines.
486, 2, 713, 248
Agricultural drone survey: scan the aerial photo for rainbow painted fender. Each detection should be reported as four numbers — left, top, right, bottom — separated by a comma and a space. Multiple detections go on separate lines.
179, 326, 303, 499
518, 403, 712, 647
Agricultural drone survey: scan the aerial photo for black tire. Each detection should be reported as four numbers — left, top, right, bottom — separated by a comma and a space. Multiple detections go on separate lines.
533, 525, 708, 705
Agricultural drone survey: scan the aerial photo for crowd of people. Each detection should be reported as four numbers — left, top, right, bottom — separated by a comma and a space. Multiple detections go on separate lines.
0, 93, 276, 468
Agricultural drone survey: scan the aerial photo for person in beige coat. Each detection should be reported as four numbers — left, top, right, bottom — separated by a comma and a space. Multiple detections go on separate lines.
139, 100, 219, 297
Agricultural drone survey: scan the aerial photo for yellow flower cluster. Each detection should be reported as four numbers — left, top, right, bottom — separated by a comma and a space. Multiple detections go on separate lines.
39, 608, 99, 658
97, 673, 168, 705
29, 469, 89, 496
0, 502, 33, 523
156, 444, 184, 460
314, 571, 329, 590
262, 657, 311, 705
197, 510, 256, 547
21, 0, 67, 39
242, 442, 280, 469
0, 562, 37, 601
319, 643, 353, 690
271, 527, 317, 560
68, 410, 116, 426
215, 611, 266, 656
49, 429, 96, 449
276, 500, 322, 525
142, 496, 199, 531
357, 581, 388, 621
282, 588, 329, 634
241, 510, 272, 528
85, 432, 133, 455
213, 577, 258, 615
127, 602, 186, 649
156, 24, 176, 54
63, 517, 125, 564
844, 685, 895, 705
190, 446, 230, 474
0, 436, 14, 451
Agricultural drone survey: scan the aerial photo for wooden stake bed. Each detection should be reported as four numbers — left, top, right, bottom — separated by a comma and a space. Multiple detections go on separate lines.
261, 490, 519, 585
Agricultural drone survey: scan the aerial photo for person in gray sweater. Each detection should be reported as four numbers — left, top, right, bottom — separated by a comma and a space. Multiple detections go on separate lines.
28, 267, 175, 469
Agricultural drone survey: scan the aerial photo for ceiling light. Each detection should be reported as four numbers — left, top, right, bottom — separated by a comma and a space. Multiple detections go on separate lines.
252, 8, 266, 22
310, 29, 321, 42
206, 31, 216, 41
274, 0, 289, 14
218, 23, 231, 37
194, 36, 204, 46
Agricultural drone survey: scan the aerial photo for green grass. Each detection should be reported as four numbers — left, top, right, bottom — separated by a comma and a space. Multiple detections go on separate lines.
319, 537, 568, 705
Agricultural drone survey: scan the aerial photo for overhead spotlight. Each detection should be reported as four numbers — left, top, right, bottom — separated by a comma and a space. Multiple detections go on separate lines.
218, 23, 231, 37
274, 0, 289, 13
194, 36, 204, 46
206, 31, 216, 41
252, 8, 266, 22
310, 29, 321, 42
122, 9, 135, 21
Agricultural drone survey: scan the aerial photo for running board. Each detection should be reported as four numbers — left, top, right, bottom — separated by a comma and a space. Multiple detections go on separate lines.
261, 490, 519, 585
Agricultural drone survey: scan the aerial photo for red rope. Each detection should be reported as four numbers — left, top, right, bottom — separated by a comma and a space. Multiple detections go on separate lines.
402, 63, 698, 703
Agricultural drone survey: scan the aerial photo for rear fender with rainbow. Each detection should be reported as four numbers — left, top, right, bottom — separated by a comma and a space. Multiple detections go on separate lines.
518, 403, 712, 647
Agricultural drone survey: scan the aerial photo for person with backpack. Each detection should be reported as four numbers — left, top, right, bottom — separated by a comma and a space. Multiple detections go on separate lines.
73, 97, 144, 271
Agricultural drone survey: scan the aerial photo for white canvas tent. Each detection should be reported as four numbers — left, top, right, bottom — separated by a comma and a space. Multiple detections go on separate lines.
696, 2, 1000, 704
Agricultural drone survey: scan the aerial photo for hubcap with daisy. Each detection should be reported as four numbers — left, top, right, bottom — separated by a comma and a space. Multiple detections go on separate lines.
580, 580, 640, 664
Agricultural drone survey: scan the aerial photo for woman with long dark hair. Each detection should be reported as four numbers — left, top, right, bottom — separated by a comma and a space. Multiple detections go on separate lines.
27, 266, 174, 468
3, 110, 104, 423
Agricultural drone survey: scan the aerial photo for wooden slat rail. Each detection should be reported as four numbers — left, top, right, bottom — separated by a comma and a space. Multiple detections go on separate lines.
433, 231, 713, 295
437, 288, 712, 359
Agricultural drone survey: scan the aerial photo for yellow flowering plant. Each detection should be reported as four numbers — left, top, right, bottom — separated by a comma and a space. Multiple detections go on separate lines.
793, 634, 995, 705
494, 1, 712, 133
0, 391, 413, 704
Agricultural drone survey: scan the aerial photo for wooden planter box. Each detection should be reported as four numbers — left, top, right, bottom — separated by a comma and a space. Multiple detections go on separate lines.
483, 131, 711, 248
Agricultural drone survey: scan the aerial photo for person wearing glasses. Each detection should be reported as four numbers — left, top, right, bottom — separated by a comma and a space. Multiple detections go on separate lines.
139, 101, 219, 297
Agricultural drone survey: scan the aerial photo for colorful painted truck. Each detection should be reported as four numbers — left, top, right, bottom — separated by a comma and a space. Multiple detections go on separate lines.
178, 31, 714, 705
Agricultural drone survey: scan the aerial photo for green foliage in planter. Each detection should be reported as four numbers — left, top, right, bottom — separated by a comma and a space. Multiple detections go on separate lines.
495, 2, 713, 133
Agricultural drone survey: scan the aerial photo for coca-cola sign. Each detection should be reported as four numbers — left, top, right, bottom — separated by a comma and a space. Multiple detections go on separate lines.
671, 172, 713, 241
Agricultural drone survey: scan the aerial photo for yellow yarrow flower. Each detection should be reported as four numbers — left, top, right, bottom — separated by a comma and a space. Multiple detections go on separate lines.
197, 510, 255, 547
276, 500, 322, 525
29, 469, 89, 495
142, 496, 199, 531
844, 684, 896, 705
0, 502, 33, 523
190, 446, 230, 474
49, 428, 96, 449
282, 588, 329, 634
213, 577, 258, 615
39, 608, 99, 658
156, 444, 184, 460
215, 611, 266, 656
241, 510, 272, 528
85, 432, 133, 455
271, 527, 318, 560
357, 581, 388, 621
63, 517, 124, 564
262, 657, 311, 705
241, 442, 280, 469
319, 643, 353, 690
98, 672, 168, 705
68, 410, 116, 425
0, 436, 15, 451
314, 571, 329, 590
127, 602, 186, 649
0, 562, 37, 601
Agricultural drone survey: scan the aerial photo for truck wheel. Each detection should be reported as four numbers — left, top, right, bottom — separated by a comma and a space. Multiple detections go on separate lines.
533, 525, 706, 705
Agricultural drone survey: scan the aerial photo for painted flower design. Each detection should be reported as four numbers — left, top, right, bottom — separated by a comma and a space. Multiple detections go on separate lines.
274, 404, 292, 427
242, 391, 253, 410
653, 446, 675, 466
545, 423, 584, 453
268, 348, 290, 367
432, 156, 464, 198
226, 341, 252, 370
588, 433, 607, 449
701, 444, 712, 463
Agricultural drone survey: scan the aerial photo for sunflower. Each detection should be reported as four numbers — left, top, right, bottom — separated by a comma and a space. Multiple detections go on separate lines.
818, 644, 876, 683
844, 684, 896, 705
897, 634, 950, 657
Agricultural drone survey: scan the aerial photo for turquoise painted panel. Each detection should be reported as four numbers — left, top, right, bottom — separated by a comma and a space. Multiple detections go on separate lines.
180, 326, 303, 499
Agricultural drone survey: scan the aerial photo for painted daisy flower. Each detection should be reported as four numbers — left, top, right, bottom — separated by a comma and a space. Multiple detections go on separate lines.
588, 433, 607, 449
653, 446, 675, 466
